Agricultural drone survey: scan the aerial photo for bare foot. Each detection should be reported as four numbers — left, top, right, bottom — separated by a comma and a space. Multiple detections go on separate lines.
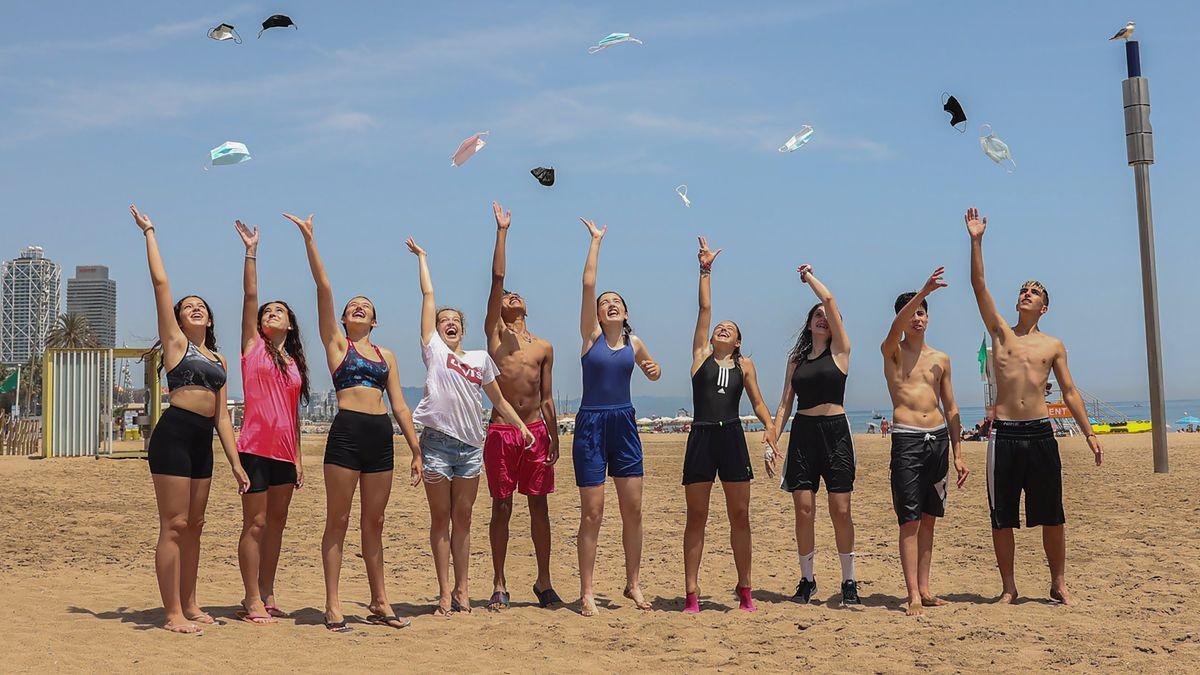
905, 602, 924, 616
163, 620, 203, 635
1049, 585, 1072, 606
996, 589, 1019, 604
921, 595, 948, 607
623, 586, 652, 610
580, 596, 599, 617
185, 611, 216, 625
433, 599, 453, 618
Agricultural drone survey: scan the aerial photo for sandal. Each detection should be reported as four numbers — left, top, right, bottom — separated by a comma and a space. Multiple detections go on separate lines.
366, 614, 411, 629
534, 585, 563, 608
163, 621, 203, 635
450, 597, 472, 613
237, 611, 277, 625
487, 591, 510, 611
324, 620, 353, 634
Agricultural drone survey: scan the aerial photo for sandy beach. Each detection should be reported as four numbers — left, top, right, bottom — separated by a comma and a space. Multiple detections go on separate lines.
2, 431, 1198, 672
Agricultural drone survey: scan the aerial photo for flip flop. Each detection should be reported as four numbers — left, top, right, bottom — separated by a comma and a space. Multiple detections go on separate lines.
450, 597, 471, 613
163, 621, 203, 635
185, 612, 216, 625
366, 614, 411, 629
237, 611, 277, 625
264, 604, 288, 618
487, 591, 511, 611
534, 585, 563, 608
324, 620, 353, 634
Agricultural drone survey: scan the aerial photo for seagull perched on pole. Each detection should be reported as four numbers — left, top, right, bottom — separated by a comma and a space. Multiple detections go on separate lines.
1109, 21, 1135, 41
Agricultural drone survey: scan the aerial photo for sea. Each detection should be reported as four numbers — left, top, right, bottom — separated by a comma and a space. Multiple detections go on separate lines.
844, 399, 1200, 433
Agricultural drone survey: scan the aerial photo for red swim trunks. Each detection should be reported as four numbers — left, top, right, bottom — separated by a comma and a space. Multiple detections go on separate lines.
484, 418, 554, 499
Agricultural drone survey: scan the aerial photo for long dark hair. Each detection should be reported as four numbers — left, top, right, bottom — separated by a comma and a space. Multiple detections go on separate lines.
340, 296, 377, 333
788, 303, 823, 363
597, 291, 633, 345
145, 295, 218, 369
259, 300, 311, 405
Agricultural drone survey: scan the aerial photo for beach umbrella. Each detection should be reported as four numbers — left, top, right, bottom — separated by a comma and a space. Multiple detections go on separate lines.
451, 132, 488, 167
636, 417, 654, 425
1175, 416, 1200, 426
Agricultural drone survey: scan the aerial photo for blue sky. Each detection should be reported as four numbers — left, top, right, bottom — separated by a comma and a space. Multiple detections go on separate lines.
1, 1, 1197, 409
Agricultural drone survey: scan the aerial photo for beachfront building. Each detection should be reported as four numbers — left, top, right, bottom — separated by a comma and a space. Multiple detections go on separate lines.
66, 265, 117, 348
0, 246, 61, 365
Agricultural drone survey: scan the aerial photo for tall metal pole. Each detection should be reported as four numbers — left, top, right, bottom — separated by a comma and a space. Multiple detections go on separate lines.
1121, 40, 1169, 473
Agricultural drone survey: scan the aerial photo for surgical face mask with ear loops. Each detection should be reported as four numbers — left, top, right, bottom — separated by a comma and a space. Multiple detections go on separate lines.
979, 124, 1016, 172
676, 185, 691, 208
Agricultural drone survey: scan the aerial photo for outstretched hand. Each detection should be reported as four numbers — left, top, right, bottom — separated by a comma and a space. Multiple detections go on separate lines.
580, 218, 607, 240
965, 207, 987, 240
282, 212, 315, 240
234, 220, 259, 251
493, 201, 511, 230
130, 204, 154, 232
698, 236, 722, 270
921, 266, 948, 296
797, 264, 814, 284
405, 237, 426, 257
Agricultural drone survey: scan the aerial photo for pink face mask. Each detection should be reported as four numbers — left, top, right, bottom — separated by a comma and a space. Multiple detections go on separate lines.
451, 132, 489, 167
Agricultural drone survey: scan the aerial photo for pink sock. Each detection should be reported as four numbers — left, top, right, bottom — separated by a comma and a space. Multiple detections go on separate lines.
736, 586, 756, 612
683, 592, 700, 613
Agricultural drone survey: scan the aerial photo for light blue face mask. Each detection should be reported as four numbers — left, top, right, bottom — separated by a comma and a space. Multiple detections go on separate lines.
779, 125, 814, 153
979, 124, 1015, 173
588, 32, 643, 53
204, 141, 251, 171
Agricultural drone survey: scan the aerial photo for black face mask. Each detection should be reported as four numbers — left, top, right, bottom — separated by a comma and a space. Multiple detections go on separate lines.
530, 167, 555, 186
258, 14, 297, 38
942, 94, 967, 133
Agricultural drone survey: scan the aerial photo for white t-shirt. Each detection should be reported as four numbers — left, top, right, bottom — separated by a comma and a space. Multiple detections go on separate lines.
412, 333, 500, 448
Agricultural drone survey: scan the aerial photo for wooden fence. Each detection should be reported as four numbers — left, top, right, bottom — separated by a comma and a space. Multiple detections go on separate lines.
0, 412, 41, 456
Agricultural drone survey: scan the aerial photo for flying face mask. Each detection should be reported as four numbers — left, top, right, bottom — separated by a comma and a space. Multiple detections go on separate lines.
778, 125, 814, 152
979, 124, 1016, 172
451, 132, 489, 167
205, 141, 251, 171
676, 185, 691, 208
588, 32, 643, 53
942, 93, 966, 132
531, 167, 555, 186
208, 23, 242, 44
258, 14, 297, 38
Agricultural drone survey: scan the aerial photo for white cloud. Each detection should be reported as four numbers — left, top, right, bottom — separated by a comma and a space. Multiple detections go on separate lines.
310, 111, 379, 133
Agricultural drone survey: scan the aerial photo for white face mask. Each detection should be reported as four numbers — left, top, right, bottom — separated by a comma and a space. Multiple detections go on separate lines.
208, 23, 242, 44
588, 32, 643, 54
979, 124, 1016, 173
676, 184, 692, 208
779, 125, 814, 153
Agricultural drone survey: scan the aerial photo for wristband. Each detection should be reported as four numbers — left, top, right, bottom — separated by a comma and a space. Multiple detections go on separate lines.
142, 226, 155, 236
245, 254, 257, 260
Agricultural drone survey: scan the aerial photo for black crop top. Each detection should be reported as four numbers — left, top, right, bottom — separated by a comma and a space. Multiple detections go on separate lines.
790, 347, 846, 409
166, 342, 227, 393
691, 355, 743, 424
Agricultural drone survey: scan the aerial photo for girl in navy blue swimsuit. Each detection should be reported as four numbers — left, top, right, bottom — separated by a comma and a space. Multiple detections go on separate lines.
574, 217, 661, 617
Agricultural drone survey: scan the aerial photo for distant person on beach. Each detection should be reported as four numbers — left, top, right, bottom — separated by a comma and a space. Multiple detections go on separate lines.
682, 237, 779, 613
966, 206, 1102, 605
290, 212, 422, 633
481, 202, 563, 611
771, 264, 860, 607
575, 217, 662, 616
232, 220, 312, 625
881, 268, 969, 616
132, 204, 248, 635
406, 237, 534, 617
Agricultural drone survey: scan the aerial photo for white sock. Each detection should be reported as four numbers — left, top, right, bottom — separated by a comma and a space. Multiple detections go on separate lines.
839, 552, 856, 582
799, 550, 815, 580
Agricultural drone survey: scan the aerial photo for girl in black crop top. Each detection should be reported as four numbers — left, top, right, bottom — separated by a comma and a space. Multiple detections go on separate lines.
770, 263, 862, 607
682, 237, 780, 613
132, 204, 248, 635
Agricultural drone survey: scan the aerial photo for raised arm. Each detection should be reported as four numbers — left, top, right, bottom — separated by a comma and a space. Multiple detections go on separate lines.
965, 207, 1007, 338
131, 205, 185, 356
799, 265, 850, 357
286, 213, 345, 356
1051, 341, 1103, 466
406, 238, 436, 344
938, 356, 969, 487
484, 202, 511, 338
882, 267, 947, 360
539, 345, 560, 465
235, 220, 260, 355
579, 218, 607, 344
692, 237, 722, 368
382, 348, 424, 486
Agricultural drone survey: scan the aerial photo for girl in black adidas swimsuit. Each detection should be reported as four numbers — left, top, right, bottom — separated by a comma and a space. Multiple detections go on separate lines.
681, 237, 779, 613
132, 205, 248, 636
771, 263, 861, 607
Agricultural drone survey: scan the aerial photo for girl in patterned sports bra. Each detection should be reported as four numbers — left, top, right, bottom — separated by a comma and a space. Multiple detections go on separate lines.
131, 204, 248, 636
288, 212, 423, 633
682, 237, 780, 614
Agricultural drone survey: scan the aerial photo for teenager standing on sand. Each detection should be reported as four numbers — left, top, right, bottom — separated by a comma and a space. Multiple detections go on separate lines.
575, 218, 661, 617
132, 204, 248, 635
482, 202, 563, 611
289, 212, 423, 633
232, 220, 311, 625
965, 206, 1102, 605
682, 237, 779, 613
771, 264, 861, 607
881, 267, 969, 616
406, 237, 534, 617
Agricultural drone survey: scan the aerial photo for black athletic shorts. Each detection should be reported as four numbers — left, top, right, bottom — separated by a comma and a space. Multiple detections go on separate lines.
781, 413, 855, 493
682, 421, 753, 485
148, 406, 215, 479
986, 418, 1064, 529
240, 453, 298, 493
890, 425, 950, 525
324, 409, 395, 474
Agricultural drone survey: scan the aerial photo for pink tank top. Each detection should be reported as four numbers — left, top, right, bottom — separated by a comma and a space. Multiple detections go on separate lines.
237, 337, 301, 463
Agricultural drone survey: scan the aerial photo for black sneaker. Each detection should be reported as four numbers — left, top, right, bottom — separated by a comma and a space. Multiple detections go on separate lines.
792, 577, 817, 604
840, 579, 862, 607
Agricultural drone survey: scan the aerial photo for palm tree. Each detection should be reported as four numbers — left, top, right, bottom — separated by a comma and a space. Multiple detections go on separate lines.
46, 313, 99, 349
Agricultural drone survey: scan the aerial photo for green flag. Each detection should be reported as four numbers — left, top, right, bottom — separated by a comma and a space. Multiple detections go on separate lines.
977, 336, 988, 378
0, 370, 16, 394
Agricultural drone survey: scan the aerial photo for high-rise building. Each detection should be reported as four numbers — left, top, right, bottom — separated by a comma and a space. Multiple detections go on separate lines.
67, 265, 117, 348
0, 246, 61, 364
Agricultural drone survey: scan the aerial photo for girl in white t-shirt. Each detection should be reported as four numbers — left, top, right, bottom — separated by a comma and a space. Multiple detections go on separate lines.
407, 238, 533, 617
